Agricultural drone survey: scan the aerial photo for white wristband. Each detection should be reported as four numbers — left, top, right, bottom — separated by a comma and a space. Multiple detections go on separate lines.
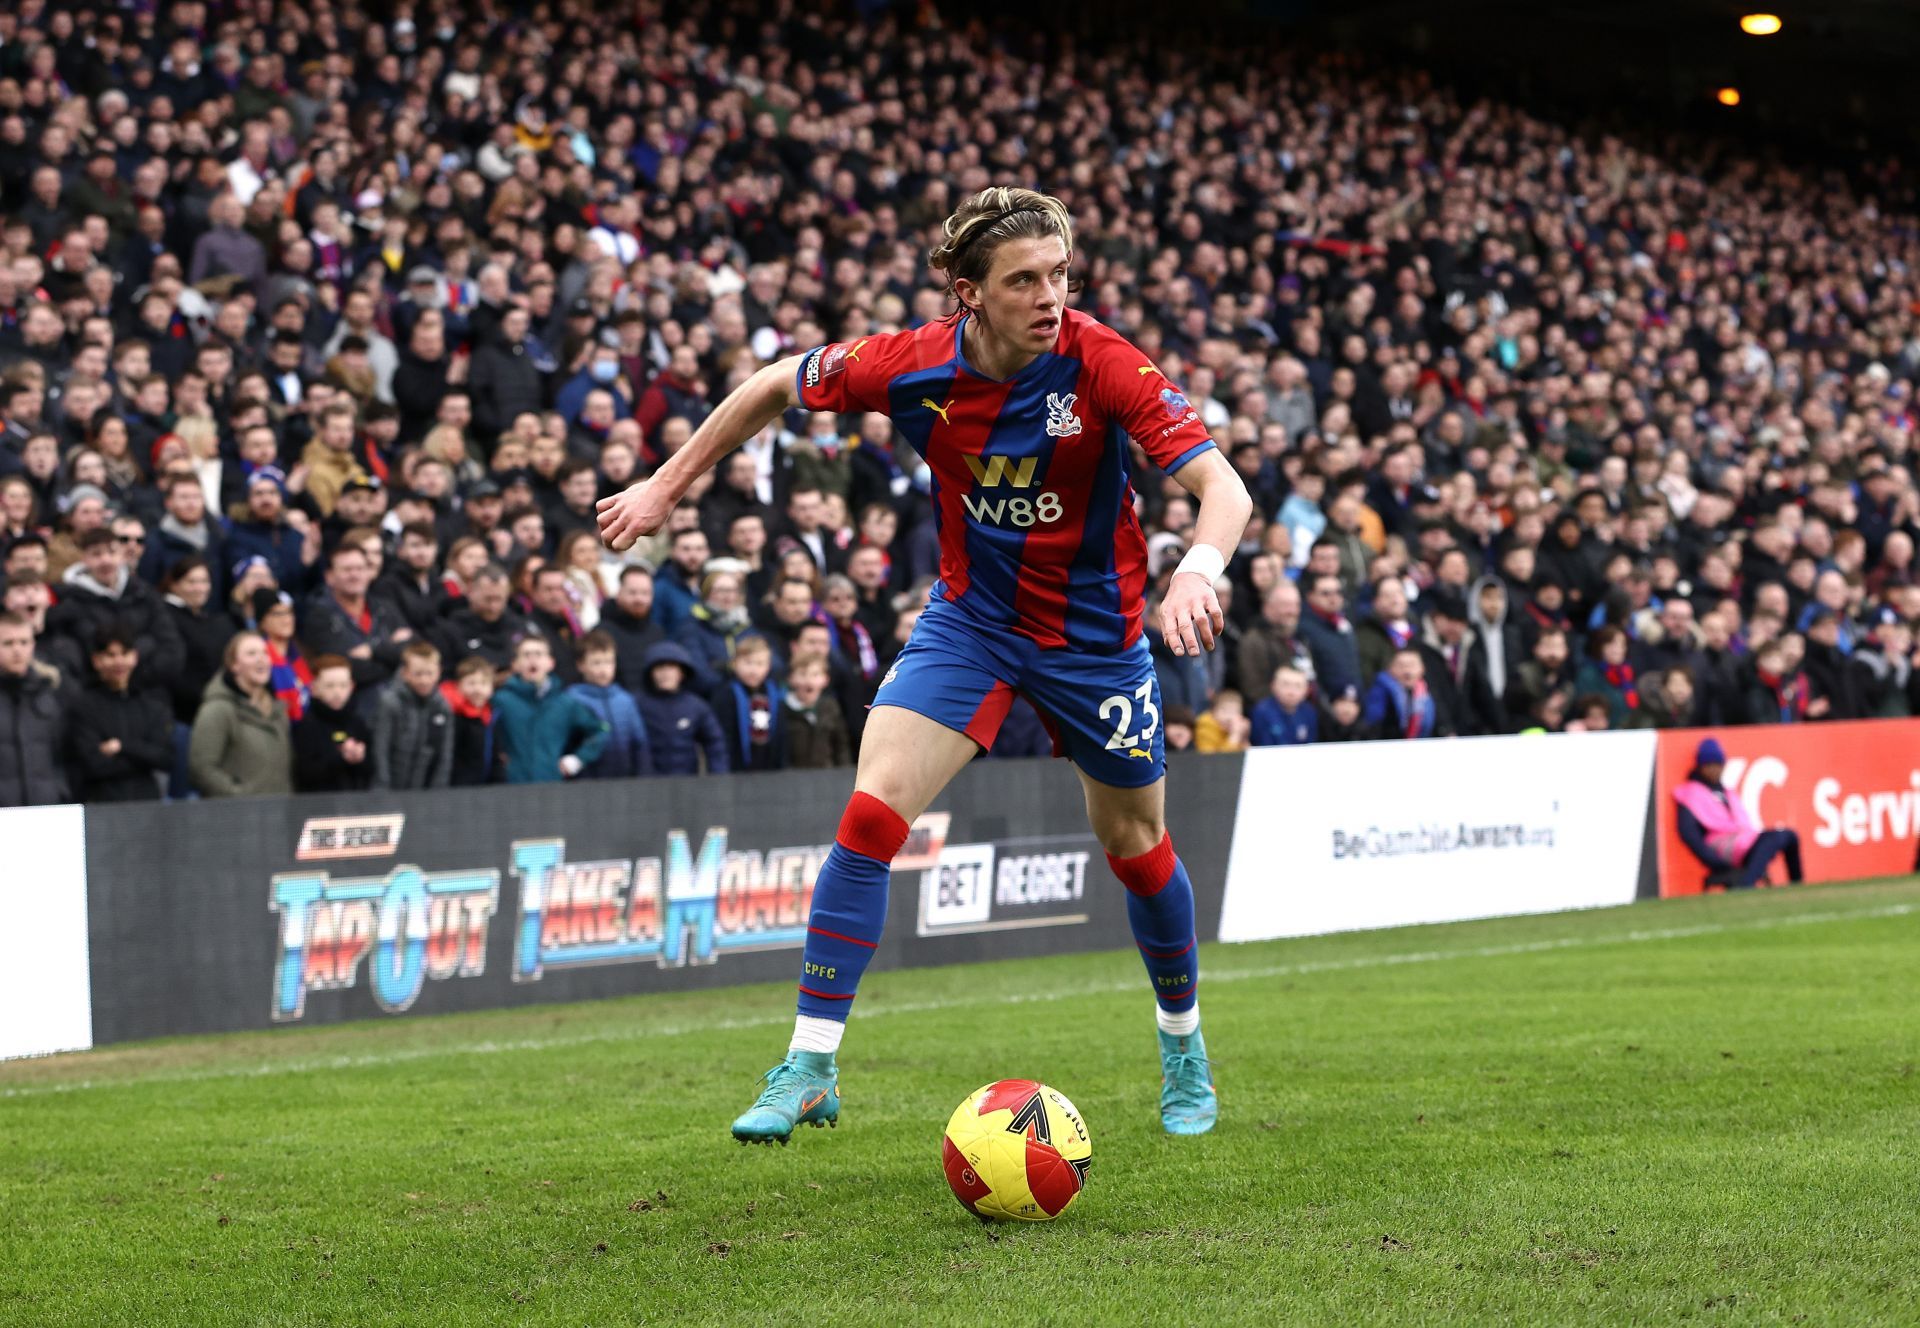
1174, 543, 1226, 585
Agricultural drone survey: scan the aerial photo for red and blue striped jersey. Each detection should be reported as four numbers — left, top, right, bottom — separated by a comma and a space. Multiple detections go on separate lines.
794, 309, 1216, 652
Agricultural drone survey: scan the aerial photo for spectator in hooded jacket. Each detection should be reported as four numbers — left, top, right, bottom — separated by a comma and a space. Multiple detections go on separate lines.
292, 654, 374, 792
371, 640, 454, 790
639, 640, 729, 776
492, 635, 607, 784
439, 655, 498, 787
566, 632, 649, 779
67, 625, 172, 802
0, 610, 69, 807
1673, 737, 1804, 888
188, 631, 293, 798
48, 527, 185, 692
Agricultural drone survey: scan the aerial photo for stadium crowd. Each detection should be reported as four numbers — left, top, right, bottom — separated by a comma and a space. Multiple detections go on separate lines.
2, 0, 1919, 806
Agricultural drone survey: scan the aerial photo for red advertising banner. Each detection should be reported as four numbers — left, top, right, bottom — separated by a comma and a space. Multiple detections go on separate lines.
1654, 720, 1920, 896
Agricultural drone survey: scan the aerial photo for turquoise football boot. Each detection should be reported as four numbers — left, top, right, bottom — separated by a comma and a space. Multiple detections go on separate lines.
1158, 1028, 1218, 1135
730, 1051, 841, 1145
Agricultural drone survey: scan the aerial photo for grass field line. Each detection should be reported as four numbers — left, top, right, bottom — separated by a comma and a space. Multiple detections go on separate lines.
3, 898, 1911, 1101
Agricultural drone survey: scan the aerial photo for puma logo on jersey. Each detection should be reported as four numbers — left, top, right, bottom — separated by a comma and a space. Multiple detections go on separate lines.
921, 397, 954, 425
963, 454, 1041, 488
845, 338, 870, 362
1126, 747, 1151, 759
1137, 364, 1157, 376
1044, 392, 1082, 438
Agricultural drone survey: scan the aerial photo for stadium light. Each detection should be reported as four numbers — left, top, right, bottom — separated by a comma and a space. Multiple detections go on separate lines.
1739, 13, 1782, 35
1716, 87, 1742, 106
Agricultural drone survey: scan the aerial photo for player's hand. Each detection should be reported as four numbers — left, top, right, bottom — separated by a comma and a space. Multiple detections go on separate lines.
597, 478, 674, 552
1162, 571, 1224, 656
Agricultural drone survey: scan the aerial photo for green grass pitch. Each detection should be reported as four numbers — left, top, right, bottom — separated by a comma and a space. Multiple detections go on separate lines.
4, 878, 1919, 1326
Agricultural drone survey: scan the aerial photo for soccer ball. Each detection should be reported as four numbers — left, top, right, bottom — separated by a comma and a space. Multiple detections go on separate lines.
941, 1079, 1092, 1221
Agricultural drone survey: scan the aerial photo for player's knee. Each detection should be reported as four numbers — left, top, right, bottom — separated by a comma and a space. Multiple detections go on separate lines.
1104, 824, 1176, 895
836, 790, 912, 862
1097, 814, 1166, 863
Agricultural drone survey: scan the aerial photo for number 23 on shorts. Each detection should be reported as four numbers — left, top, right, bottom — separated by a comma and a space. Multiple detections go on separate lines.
1100, 680, 1159, 753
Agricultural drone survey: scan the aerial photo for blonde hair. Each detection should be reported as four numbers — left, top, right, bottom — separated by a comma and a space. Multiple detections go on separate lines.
172, 413, 220, 459
423, 424, 468, 463
927, 187, 1075, 308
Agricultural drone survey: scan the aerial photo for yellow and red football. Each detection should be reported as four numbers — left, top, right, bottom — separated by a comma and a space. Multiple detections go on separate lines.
941, 1079, 1092, 1222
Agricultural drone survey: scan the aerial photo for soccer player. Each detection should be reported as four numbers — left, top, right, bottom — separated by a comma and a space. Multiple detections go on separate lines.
599, 187, 1252, 1142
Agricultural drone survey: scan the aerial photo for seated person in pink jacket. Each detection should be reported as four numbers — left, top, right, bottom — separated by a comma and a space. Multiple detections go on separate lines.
1673, 737, 1803, 888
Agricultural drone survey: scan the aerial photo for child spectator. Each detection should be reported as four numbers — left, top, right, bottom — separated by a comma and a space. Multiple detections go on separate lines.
492, 635, 608, 784
1567, 694, 1613, 732
639, 641, 729, 776
1573, 624, 1640, 728
68, 626, 172, 801
1319, 684, 1372, 742
293, 654, 373, 792
439, 655, 497, 786
1250, 664, 1319, 746
567, 630, 649, 778
372, 640, 454, 789
189, 631, 293, 798
1194, 689, 1250, 753
783, 651, 851, 768
712, 633, 785, 772
1364, 648, 1441, 739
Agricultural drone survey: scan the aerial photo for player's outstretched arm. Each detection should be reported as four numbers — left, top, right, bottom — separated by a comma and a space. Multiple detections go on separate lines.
596, 354, 809, 551
1160, 449, 1253, 657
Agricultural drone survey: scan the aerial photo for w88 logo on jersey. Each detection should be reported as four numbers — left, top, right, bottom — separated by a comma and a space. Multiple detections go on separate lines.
963, 491, 1065, 527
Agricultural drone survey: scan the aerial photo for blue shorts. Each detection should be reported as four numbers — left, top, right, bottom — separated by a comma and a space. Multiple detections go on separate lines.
872, 599, 1165, 789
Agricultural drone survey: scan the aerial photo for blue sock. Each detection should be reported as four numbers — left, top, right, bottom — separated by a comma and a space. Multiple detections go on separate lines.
1108, 835, 1199, 1015
795, 842, 890, 1021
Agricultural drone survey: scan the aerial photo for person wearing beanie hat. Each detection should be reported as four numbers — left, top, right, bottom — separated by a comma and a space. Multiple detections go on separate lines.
225, 467, 313, 596
61, 483, 114, 517
1672, 737, 1803, 889
247, 587, 312, 721
1318, 680, 1372, 742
